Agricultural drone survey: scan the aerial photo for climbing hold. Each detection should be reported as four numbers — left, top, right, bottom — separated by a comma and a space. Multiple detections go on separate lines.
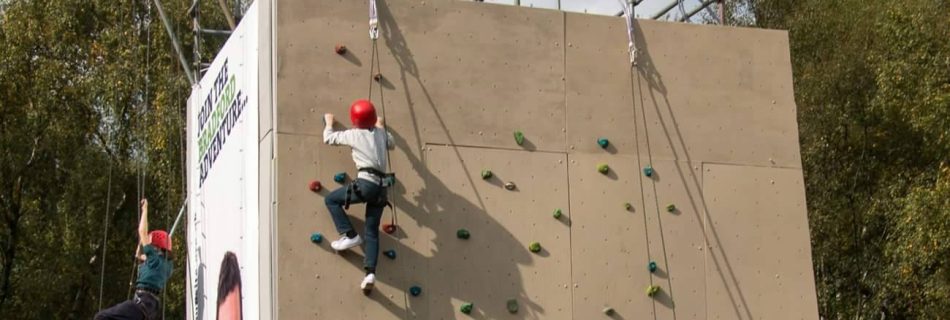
666, 204, 676, 213
384, 249, 397, 259
648, 261, 657, 273
506, 299, 519, 314
373, 73, 383, 82
308, 180, 323, 192
382, 224, 397, 234
310, 232, 323, 244
597, 164, 610, 174
646, 285, 661, 297
456, 228, 471, 240
602, 307, 615, 315
597, 138, 610, 149
643, 166, 654, 177
504, 181, 516, 190
460, 302, 474, 314
513, 130, 525, 145
409, 285, 422, 296
334, 44, 347, 55
552, 208, 563, 219
481, 169, 493, 179
528, 242, 542, 253
624, 202, 633, 210
333, 172, 346, 184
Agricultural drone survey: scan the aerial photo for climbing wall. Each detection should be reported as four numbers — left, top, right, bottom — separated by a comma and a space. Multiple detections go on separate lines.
273, 0, 818, 319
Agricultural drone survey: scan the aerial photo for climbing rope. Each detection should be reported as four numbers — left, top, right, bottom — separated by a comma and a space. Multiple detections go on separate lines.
618, 0, 638, 65
365, 0, 398, 228
127, 0, 153, 301
97, 141, 114, 312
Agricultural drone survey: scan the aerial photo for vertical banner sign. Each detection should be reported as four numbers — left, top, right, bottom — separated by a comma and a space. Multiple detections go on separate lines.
186, 2, 260, 319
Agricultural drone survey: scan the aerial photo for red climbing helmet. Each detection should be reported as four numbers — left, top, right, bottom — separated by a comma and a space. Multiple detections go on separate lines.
149, 230, 172, 252
349, 99, 377, 129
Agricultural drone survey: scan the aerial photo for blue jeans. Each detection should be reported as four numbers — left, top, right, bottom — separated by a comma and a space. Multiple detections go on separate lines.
325, 178, 388, 271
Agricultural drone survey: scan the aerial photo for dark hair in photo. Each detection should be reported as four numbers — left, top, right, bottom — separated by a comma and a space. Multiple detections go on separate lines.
216, 251, 242, 313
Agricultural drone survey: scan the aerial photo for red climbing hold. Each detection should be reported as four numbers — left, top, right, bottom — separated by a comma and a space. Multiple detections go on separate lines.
308, 180, 322, 193
334, 44, 347, 55
382, 224, 397, 234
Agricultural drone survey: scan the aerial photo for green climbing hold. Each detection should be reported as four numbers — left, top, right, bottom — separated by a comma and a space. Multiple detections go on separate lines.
648, 261, 657, 273
409, 285, 422, 296
310, 232, 323, 243
528, 242, 542, 253
597, 164, 610, 174
481, 169, 493, 179
666, 204, 676, 213
646, 285, 661, 297
334, 172, 347, 183
514, 130, 525, 145
506, 299, 519, 314
457, 228, 471, 240
602, 307, 615, 315
597, 138, 610, 149
643, 166, 654, 177
552, 208, 563, 219
384, 249, 397, 259
460, 302, 474, 314
624, 202, 633, 210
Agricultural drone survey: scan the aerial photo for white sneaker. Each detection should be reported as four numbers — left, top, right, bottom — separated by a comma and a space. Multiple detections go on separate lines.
330, 234, 362, 251
361, 273, 376, 294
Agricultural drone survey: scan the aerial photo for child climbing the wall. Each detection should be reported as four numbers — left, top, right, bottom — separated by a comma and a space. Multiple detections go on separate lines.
96, 199, 173, 320
322, 99, 393, 294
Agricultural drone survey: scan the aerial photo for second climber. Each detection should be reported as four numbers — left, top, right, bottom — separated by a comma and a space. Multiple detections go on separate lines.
321, 99, 394, 294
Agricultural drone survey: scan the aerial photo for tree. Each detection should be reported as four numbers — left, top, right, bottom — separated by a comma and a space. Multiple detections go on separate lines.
0, 0, 229, 318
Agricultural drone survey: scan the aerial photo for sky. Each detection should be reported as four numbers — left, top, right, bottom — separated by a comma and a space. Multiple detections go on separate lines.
482, 0, 715, 21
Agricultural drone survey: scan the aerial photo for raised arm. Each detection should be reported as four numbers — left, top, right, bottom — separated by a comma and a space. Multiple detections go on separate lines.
138, 199, 150, 246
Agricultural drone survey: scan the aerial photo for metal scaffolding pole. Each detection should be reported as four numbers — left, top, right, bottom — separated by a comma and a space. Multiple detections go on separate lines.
678, 0, 718, 22
651, 0, 680, 20
152, 0, 196, 85
216, 0, 237, 29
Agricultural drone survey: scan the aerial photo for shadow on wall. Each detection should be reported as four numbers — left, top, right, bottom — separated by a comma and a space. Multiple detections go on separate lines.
631, 21, 754, 320
316, 0, 543, 318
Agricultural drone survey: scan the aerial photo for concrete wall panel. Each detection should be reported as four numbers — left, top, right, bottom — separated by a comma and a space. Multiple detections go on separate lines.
276, 133, 412, 319
638, 159, 708, 320
278, 0, 566, 152
567, 153, 653, 319
631, 20, 801, 168
703, 164, 818, 319
422, 145, 571, 319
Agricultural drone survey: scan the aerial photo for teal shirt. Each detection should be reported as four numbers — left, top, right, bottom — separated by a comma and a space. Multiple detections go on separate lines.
136, 244, 173, 291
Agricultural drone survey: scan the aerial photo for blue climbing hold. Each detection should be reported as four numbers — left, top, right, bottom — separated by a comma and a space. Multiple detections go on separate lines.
643, 166, 654, 177
384, 249, 397, 259
409, 285, 422, 297
310, 233, 323, 243
648, 261, 657, 273
334, 172, 346, 183
597, 138, 609, 148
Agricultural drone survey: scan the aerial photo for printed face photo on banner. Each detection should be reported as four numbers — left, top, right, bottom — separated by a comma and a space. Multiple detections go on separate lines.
217, 251, 243, 320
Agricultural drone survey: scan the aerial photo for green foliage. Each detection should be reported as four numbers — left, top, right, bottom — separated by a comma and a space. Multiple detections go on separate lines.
734, 0, 950, 318
0, 0, 230, 318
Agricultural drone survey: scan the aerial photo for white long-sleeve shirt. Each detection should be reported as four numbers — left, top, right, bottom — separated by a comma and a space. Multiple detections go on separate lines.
323, 126, 393, 184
